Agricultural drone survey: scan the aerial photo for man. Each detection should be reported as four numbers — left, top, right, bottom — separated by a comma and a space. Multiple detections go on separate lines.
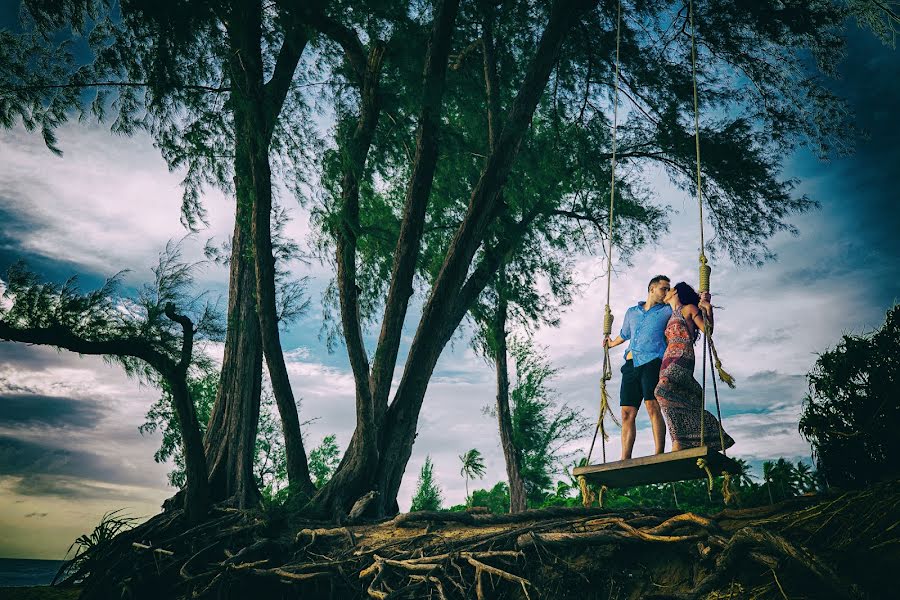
604, 275, 671, 460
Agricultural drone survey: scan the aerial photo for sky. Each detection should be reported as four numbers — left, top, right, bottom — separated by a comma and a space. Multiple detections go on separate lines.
1, 13, 899, 560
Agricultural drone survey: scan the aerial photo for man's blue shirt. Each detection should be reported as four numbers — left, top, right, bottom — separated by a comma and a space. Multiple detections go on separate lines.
619, 302, 672, 366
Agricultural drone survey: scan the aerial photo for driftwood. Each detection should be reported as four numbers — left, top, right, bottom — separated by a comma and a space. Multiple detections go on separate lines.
54, 480, 900, 599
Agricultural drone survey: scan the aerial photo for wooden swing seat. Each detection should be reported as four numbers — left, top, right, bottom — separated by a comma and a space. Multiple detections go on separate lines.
573, 445, 742, 489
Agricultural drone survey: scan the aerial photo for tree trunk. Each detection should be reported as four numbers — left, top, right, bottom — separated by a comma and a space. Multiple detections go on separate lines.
309, 0, 459, 520
372, 0, 594, 516
227, 0, 315, 498
492, 276, 527, 513
169, 374, 210, 523
0, 321, 211, 523
203, 212, 263, 508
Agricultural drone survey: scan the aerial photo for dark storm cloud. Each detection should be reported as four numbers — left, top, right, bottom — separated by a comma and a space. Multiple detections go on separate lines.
0, 393, 103, 428
0, 343, 65, 372
0, 434, 163, 496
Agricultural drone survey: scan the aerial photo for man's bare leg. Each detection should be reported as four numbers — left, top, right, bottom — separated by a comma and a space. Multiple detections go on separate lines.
645, 399, 666, 454
621, 406, 638, 460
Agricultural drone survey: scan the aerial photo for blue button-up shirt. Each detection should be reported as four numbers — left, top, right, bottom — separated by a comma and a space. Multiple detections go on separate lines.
619, 302, 672, 367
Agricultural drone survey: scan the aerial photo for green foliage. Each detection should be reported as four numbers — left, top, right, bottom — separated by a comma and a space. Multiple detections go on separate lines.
410, 456, 444, 512
458, 448, 487, 505
799, 305, 900, 489
506, 338, 588, 506
308, 434, 342, 489
1, 0, 319, 227
469, 481, 512, 515
846, 0, 900, 47
540, 456, 817, 513
139, 368, 219, 488
0, 240, 223, 381
255, 389, 290, 498
53, 509, 138, 585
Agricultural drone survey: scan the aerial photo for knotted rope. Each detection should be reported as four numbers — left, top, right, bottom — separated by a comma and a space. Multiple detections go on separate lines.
697, 458, 713, 500
585, 0, 623, 470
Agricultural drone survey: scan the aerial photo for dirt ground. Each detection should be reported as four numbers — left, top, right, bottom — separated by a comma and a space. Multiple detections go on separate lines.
52, 480, 900, 599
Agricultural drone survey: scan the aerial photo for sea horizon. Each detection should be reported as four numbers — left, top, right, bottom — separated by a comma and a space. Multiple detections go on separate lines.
0, 557, 66, 587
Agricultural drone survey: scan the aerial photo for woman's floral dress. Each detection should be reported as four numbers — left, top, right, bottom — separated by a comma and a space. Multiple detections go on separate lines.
654, 309, 734, 450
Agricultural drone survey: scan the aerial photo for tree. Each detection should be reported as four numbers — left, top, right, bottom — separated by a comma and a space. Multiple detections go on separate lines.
1, 0, 319, 508
799, 305, 900, 489
307, 0, 862, 519
469, 481, 511, 514
0, 243, 222, 523
309, 434, 343, 489
458, 448, 486, 505
140, 368, 220, 489
506, 338, 588, 506
3, 0, 880, 522
409, 456, 444, 512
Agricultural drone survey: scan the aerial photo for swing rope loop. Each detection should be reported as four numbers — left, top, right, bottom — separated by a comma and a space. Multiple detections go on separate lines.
690, 1, 734, 454
587, 0, 623, 468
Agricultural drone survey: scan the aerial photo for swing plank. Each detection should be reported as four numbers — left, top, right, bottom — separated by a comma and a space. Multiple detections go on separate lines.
573, 446, 742, 489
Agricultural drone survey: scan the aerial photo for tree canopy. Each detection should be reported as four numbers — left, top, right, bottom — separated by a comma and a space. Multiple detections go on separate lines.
0, 0, 887, 519
800, 304, 900, 489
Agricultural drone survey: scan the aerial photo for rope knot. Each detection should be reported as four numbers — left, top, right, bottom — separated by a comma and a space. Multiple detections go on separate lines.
603, 304, 614, 336
721, 471, 735, 505
578, 476, 595, 508
697, 458, 713, 499
698, 253, 711, 293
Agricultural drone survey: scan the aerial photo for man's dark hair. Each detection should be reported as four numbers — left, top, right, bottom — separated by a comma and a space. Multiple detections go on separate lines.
648, 275, 670, 291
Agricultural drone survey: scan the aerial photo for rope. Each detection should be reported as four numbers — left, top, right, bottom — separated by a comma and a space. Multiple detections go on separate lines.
697, 458, 713, 500
689, 1, 736, 450
721, 472, 735, 505
587, 0, 623, 467
578, 476, 595, 508
706, 331, 735, 388
689, 0, 708, 291
704, 315, 728, 454
598, 485, 608, 508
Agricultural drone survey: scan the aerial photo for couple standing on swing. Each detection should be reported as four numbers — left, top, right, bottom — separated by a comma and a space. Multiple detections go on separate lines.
604, 275, 734, 460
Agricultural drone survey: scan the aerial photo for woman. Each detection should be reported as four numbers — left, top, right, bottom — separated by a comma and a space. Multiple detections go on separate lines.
654, 282, 734, 451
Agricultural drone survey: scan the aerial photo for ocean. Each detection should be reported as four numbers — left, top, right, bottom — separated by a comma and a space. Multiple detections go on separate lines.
0, 558, 66, 587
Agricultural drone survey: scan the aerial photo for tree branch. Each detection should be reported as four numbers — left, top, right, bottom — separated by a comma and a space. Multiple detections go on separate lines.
263, 20, 309, 136
0, 81, 230, 93
164, 302, 194, 375
369, 0, 461, 414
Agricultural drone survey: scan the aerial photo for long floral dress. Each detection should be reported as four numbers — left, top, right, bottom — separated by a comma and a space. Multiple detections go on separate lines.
654, 309, 734, 451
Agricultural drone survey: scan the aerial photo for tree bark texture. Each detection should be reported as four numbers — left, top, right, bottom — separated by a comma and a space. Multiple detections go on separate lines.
228, 0, 315, 498
204, 2, 310, 506
492, 275, 528, 513
203, 211, 264, 509
373, 0, 596, 516
308, 0, 460, 519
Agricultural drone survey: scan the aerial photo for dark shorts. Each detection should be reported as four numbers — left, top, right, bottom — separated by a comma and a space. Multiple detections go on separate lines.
620, 358, 662, 408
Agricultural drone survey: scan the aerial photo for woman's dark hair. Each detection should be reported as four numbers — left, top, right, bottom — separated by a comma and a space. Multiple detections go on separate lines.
673, 281, 700, 308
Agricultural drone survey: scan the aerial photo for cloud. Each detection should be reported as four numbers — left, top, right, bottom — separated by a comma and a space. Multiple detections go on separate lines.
0, 393, 104, 429
24, 512, 48, 518
0, 434, 168, 494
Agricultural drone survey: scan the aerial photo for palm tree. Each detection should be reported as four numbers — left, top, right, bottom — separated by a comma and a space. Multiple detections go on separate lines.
763, 461, 775, 504
732, 458, 755, 489
459, 449, 486, 506
795, 462, 816, 493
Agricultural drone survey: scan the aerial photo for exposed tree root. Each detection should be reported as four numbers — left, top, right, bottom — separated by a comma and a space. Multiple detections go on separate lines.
56, 480, 900, 599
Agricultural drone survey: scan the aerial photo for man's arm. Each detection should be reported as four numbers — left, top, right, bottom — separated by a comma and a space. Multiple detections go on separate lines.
604, 335, 626, 348
604, 307, 631, 348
